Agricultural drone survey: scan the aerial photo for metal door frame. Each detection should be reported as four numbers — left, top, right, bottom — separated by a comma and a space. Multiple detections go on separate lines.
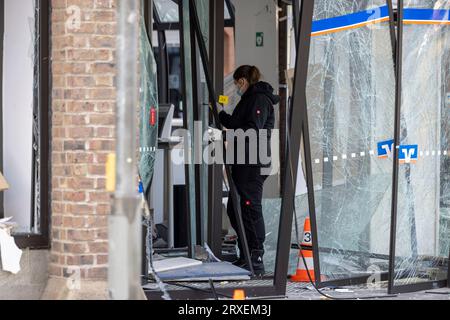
144, 0, 316, 299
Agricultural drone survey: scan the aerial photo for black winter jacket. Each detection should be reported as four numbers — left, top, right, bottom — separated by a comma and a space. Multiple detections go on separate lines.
219, 81, 280, 167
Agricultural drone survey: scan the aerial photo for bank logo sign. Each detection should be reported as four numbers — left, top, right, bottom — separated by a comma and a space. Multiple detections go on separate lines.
378, 139, 394, 159
377, 139, 419, 164
399, 145, 419, 164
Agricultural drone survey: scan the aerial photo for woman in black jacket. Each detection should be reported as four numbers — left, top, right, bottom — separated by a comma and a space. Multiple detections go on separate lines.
219, 65, 280, 276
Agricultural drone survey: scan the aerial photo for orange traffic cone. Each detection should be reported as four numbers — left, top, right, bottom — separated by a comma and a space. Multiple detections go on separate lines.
301, 217, 312, 248
233, 289, 246, 300
291, 217, 315, 282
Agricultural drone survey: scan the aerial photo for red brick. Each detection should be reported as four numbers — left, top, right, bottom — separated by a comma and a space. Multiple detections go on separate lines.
50, 1, 117, 280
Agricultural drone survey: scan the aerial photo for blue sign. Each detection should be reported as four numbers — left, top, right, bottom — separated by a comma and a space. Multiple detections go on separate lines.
377, 139, 419, 164
377, 139, 394, 158
399, 145, 419, 164
312, 5, 389, 37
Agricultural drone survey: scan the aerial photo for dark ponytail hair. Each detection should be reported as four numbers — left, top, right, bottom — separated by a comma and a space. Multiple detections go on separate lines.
233, 65, 261, 85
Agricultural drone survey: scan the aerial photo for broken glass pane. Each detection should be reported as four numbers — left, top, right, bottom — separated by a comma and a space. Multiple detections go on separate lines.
139, 15, 159, 194
263, 196, 310, 275
392, 0, 450, 288
297, 0, 396, 282
154, 0, 179, 23
195, 0, 209, 49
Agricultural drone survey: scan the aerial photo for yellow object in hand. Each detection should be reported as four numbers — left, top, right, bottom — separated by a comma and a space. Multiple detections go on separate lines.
219, 95, 229, 105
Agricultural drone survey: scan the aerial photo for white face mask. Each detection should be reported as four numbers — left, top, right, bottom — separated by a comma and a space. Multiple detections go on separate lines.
236, 86, 244, 97
236, 80, 245, 97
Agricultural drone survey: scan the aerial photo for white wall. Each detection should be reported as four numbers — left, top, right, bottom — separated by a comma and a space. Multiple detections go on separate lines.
233, 0, 280, 197
2, 0, 35, 232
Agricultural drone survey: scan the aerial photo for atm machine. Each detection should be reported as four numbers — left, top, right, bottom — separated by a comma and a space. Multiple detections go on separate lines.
149, 104, 185, 250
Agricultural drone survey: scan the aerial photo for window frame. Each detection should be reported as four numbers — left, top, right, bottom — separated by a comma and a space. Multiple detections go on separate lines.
0, 0, 4, 221
0, 0, 51, 249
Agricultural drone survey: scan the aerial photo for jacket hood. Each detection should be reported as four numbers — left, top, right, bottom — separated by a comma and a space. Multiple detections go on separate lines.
247, 81, 281, 105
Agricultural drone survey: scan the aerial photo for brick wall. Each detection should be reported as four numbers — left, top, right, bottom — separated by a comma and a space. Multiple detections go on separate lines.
50, 0, 117, 280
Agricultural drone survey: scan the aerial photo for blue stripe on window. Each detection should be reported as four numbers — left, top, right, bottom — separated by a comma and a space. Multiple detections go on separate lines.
404, 8, 450, 21
312, 5, 389, 34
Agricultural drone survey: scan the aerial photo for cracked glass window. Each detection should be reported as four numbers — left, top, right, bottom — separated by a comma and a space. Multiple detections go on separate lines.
154, 0, 230, 26
296, 0, 396, 282
392, 0, 450, 288
154, 0, 179, 23
139, 15, 159, 195
195, 0, 209, 49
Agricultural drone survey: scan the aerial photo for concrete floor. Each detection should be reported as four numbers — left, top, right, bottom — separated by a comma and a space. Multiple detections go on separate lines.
0, 250, 49, 300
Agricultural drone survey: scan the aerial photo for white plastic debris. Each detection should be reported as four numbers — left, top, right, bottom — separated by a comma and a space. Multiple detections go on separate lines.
0, 217, 15, 235
335, 289, 354, 293
0, 218, 22, 274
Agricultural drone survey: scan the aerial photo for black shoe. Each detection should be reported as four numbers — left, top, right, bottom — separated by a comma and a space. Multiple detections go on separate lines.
251, 250, 265, 277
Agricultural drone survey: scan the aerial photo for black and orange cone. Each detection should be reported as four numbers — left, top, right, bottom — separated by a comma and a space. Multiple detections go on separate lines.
291, 217, 315, 282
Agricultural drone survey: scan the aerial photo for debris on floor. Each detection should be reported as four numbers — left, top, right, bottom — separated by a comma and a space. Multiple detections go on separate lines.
152, 257, 202, 273
155, 262, 251, 282
0, 217, 22, 274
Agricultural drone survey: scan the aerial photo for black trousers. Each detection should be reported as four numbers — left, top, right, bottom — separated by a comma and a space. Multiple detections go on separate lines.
227, 165, 267, 254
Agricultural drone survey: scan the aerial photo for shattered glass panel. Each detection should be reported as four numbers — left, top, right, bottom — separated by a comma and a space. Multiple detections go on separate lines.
261, 199, 282, 273
154, 0, 179, 23
393, 0, 450, 287
299, 0, 396, 281
195, 0, 209, 50
264, 196, 309, 275
139, 15, 159, 194
312, 0, 389, 20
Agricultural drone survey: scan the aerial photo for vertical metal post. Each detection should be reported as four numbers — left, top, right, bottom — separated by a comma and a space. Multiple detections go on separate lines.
152, 5, 170, 104
279, 0, 289, 194
388, 0, 404, 295
109, 0, 143, 300
293, 0, 301, 45
386, 0, 397, 62
191, 21, 203, 244
274, 0, 315, 293
208, 0, 225, 257
189, 2, 212, 249
143, 0, 153, 38
179, 0, 198, 257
